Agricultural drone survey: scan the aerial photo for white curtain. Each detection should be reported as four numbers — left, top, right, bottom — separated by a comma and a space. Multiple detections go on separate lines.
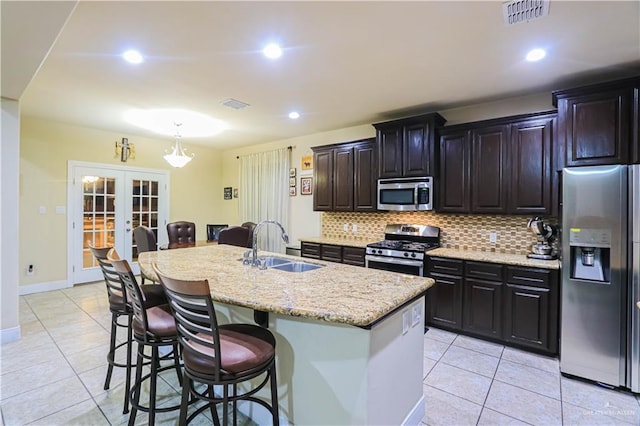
239, 147, 290, 253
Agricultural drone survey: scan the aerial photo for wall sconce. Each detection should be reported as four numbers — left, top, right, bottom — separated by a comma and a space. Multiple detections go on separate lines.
115, 137, 135, 162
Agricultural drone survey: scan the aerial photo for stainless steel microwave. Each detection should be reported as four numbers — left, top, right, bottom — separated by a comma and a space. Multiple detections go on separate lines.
377, 176, 433, 211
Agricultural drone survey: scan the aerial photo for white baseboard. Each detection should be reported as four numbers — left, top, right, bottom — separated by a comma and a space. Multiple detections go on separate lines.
19, 280, 71, 295
403, 395, 425, 426
1, 325, 21, 344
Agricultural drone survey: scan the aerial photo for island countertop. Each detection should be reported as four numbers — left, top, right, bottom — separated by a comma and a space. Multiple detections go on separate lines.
138, 244, 434, 327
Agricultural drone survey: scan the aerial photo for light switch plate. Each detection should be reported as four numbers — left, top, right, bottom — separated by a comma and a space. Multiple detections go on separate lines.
489, 232, 498, 243
412, 304, 421, 327
343, 223, 349, 232
352, 223, 358, 233
402, 310, 409, 335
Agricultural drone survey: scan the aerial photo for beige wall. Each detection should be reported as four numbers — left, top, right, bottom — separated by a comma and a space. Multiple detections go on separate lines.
19, 117, 226, 287
2, 98, 21, 342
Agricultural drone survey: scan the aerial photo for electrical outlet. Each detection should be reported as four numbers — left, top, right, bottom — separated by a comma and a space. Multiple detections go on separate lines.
412, 304, 421, 327
343, 223, 349, 232
489, 232, 498, 243
402, 310, 409, 335
26, 264, 34, 276
352, 223, 358, 233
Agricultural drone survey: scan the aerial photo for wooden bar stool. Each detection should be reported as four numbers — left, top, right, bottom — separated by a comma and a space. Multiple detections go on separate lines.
154, 265, 280, 426
107, 250, 182, 426
89, 245, 166, 414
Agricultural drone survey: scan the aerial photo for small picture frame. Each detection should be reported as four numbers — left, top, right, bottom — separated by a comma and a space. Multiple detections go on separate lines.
224, 187, 232, 200
289, 167, 296, 177
289, 177, 296, 187
301, 155, 313, 171
289, 186, 296, 196
300, 177, 312, 195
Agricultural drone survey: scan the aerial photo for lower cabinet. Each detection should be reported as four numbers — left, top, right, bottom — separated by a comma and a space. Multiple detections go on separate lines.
301, 242, 365, 267
426, 256, 558, 355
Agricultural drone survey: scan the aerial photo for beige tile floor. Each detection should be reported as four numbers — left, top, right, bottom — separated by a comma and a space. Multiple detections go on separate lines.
422, 327, 640, 426
1, 281, 639, 425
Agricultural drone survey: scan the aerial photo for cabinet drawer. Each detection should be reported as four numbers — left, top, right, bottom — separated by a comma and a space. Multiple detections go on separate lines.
465, 261, 503, 281
428, 257, 464, 276
342, 247, 365, 267
321, 244, 343, 262
506, 266, 552, 289
301, 242, 321, 259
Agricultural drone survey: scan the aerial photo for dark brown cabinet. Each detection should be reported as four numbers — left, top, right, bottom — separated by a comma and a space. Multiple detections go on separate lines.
437, 112, 556, 215
312, 139, 376, 212
426, 256, 559, 355
462, 262, 503, 339
301, 242, 365, 267
503, 266, 558, 354
374, 113, 446, 178
471, 125, 510, 214
553, 76, 640, 167
509, 116, 555, 214
426, 257, 464, 330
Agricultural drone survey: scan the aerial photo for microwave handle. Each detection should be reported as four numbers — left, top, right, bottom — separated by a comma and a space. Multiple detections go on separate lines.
415, 184, 427, 208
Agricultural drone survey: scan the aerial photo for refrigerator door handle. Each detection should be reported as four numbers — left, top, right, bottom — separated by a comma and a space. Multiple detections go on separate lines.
632, 241, 640, 392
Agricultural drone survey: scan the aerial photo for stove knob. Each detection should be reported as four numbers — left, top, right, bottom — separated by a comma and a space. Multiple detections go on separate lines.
411, 253, 417, 258
377, 249, 382, 255
404, 252, 409, 257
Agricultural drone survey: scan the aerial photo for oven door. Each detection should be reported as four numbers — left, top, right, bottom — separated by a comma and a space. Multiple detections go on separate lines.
365, 255, 424, 276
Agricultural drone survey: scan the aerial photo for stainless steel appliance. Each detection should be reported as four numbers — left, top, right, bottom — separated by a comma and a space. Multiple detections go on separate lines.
365, 224, 440, 276
561, 164, 640, 392
526, 216, 558, 260
377, 177, 433, 211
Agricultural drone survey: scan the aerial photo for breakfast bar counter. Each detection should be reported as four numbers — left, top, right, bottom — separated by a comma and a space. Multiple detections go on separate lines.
138, 244, 433, 425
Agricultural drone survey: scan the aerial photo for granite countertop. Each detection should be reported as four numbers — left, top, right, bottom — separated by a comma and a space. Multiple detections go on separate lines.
138, 245, 434, 327
427, 248, 561, 270
298, 237, 377, 248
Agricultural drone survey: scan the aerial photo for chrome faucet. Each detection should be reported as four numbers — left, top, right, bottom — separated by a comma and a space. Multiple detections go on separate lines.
248, 220, 289, 268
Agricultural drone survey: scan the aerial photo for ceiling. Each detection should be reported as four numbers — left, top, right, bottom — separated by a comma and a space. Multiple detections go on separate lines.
5, 1, 640, 149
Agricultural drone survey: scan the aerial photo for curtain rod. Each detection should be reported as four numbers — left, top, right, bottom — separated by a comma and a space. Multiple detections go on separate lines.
237, 145, 293, 159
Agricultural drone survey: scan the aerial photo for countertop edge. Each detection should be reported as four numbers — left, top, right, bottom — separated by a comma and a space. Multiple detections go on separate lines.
427, 248, 561, 270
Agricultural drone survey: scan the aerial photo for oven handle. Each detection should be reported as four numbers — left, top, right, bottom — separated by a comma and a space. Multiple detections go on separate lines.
365, 255, 425, 268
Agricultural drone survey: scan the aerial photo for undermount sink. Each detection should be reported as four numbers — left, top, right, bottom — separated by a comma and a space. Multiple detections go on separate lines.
258, 256, 292, 267
270, 261, 324, 273
239, 255, 324, 272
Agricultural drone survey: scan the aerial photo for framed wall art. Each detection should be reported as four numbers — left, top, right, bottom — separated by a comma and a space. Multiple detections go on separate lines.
224, 187, 232, 200
300, 177, 312, 195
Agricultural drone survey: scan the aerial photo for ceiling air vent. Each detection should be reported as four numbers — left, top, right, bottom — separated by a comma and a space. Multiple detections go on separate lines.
221, 98, 250, 110
503, 0, 550, 25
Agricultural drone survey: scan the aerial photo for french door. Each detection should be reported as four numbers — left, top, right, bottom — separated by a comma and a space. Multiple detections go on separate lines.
68, 161, 169, 284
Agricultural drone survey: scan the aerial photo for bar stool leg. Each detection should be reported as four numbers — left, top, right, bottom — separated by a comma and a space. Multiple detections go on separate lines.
104, 312, 118, 390
149, 346, 159, 426
128, 343, 144, 426
123, 314, 133, 414
270, 363, 280, 425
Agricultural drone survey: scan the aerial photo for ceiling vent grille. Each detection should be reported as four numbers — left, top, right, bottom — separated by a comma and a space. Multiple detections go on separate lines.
221, 98, 250, 110
503, 0, 550, 25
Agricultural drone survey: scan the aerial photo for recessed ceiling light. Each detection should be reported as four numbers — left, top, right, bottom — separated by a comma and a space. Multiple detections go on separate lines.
124, 108, 227, 137
526, 48, 546, 62
263, 43, 283, 59
122, 49, 144, 64
288, 111, 300, 120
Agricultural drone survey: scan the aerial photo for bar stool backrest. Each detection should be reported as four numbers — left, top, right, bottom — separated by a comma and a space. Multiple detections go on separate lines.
107, 249, 151, 342
153, 266, 224, 379
89, 245, 127, 306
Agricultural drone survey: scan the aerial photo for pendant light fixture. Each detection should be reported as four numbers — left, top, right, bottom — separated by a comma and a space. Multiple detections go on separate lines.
164, 123, 194, 168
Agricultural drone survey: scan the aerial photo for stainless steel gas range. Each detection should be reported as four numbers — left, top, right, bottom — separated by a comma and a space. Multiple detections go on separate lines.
365, 224, 440, 276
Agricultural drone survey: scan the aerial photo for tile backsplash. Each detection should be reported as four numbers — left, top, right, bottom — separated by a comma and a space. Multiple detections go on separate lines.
322, 211, 559, 255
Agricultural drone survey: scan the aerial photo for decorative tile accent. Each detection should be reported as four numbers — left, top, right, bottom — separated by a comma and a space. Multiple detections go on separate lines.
321, 212, 559, 255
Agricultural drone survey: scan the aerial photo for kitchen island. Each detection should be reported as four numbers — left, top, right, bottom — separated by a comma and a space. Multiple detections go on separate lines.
138, 244, 434, 425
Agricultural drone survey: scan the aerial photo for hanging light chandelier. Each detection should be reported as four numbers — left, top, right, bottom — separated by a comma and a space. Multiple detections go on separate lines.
164, 123, 194, 168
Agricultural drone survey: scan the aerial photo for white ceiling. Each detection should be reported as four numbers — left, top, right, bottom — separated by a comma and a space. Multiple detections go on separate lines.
6, 1, 640, 149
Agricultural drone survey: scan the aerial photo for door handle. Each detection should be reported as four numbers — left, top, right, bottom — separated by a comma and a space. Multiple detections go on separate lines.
126, 228, 131, 232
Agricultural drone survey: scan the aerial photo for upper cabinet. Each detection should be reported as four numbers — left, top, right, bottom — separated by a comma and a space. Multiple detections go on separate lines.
312, 138, 377, 212
373, 113, 446, 178
437, 112, 557, 216
553, 76, 640, 167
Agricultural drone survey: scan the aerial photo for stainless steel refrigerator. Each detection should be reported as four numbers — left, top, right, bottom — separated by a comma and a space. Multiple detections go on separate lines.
561, 164, 640, 392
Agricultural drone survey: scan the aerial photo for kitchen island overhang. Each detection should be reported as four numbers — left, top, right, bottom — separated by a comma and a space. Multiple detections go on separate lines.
139, 245, 434, 425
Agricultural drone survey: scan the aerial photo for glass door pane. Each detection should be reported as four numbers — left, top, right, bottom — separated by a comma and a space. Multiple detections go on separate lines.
81, 176, 116, 268
130, 177, 162, 260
